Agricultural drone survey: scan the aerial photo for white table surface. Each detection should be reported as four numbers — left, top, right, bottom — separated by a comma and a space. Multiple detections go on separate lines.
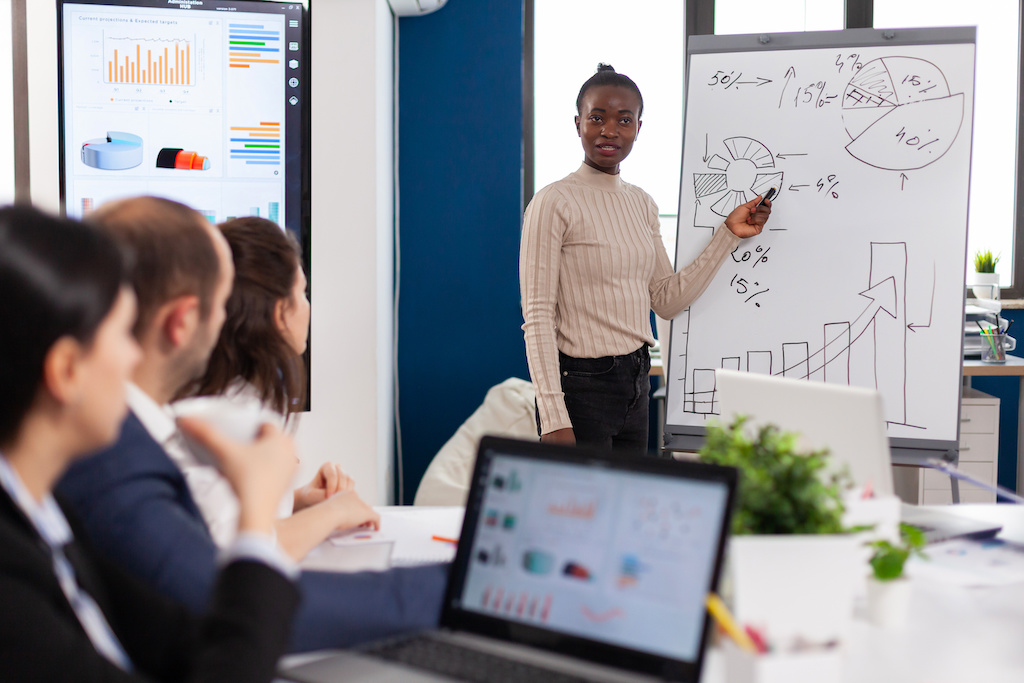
702, 504, 1024, 683
288, 504, 1024, 682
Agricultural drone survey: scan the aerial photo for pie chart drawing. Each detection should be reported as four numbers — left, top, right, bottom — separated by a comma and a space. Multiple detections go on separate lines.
692, 136, 783, 228
842, 57, 964, 171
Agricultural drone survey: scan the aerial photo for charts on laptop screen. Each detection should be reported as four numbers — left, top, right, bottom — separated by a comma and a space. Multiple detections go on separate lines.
57, 0, 309, 244
458, 455, 730, 662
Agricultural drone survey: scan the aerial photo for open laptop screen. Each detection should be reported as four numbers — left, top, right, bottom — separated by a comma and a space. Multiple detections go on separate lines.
444, 437, 736, 679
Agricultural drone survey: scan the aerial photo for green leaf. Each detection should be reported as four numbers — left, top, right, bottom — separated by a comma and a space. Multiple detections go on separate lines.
870, 547, 909, 581
699, 417, 848, 536
974, 250, 1000, 273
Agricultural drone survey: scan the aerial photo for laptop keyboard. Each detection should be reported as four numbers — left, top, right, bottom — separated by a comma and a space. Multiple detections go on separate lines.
364, 636, 601, 683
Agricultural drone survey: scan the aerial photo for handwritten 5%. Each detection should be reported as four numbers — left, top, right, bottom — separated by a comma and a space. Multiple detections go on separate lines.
817, 175, 839, 199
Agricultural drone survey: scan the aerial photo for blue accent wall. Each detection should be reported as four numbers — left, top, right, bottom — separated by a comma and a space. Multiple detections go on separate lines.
396, 3, 528, 503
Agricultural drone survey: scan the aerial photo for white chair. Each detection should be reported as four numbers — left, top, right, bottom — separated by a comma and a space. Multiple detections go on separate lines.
413, 378, 536, 506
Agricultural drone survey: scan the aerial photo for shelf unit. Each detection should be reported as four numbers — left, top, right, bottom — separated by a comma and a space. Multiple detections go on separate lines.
897, 388, 999, 505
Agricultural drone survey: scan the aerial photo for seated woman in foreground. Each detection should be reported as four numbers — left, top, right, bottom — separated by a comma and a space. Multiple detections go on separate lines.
174, 216, 377, 559
0, 205, 300, 682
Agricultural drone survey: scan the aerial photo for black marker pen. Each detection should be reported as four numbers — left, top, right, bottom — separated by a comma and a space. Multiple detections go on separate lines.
757, 187, 777, 207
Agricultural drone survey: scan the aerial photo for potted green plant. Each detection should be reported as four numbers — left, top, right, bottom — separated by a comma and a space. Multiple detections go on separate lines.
700, 417, 861, 642
969, 250, 1001, 300
865, 523, 927, 628
700, 416, 848, 535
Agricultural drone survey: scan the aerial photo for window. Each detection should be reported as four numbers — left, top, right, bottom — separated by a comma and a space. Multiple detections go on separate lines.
714, 0, 842, 35
529, 0, 842, 257
528, 1, 1023, 294
531, 0, 685, 243
874, 0, 1022, 293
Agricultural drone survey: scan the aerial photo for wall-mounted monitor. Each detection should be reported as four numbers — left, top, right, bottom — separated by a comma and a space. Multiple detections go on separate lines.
57, 0, 309, 244
58, 0, 312, 406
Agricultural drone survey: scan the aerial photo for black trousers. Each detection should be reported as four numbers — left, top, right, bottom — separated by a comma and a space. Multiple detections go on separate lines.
537, 346, 651, 454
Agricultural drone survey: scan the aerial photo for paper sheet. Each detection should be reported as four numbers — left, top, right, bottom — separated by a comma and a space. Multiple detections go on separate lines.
909, 538, 1024, 587
305, 529, 392, 572
327, 506, 464, 567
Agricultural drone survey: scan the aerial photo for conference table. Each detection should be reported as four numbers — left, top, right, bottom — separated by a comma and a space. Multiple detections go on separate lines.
702, 503, 1024, 683
286, 504, 1024, 683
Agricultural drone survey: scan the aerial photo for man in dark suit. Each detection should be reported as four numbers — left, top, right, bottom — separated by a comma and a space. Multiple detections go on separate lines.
57, 197, 447, 653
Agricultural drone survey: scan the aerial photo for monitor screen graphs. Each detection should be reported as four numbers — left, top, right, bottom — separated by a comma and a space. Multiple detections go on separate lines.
57, 0, 309, 241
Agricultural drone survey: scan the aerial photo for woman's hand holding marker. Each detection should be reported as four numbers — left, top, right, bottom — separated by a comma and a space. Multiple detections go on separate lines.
725, 194, 773, 238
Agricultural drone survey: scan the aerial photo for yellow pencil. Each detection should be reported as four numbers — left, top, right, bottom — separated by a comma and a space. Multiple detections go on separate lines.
706, 593, 758, 654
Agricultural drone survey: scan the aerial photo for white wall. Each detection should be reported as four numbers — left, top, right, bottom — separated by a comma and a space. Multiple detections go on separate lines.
26, 1, 59, 212
296, 0, 395, 504
28, 0, 396, 504
0, 0, 14, 203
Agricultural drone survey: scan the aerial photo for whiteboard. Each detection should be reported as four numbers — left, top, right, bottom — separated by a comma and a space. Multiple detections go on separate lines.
665, 28, 976, 461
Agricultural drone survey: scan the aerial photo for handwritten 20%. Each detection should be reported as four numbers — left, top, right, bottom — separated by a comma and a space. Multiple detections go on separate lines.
730, 245, 770, 268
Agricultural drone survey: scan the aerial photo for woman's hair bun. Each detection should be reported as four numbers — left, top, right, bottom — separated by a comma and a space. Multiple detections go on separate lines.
576, 63, 643, 118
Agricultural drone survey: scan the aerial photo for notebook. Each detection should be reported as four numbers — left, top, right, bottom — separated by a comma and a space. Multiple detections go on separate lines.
282, 435, 738, 683
713, 368, 1001, 543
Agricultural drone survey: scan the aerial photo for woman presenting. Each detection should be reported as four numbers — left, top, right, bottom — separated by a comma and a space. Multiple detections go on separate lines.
521, 64, 772, 452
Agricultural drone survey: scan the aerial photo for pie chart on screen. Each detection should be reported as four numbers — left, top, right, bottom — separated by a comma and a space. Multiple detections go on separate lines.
842, 56, 964, 171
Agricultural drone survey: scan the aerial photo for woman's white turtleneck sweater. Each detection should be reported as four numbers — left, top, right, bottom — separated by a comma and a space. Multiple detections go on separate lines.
520, 163, 740, 434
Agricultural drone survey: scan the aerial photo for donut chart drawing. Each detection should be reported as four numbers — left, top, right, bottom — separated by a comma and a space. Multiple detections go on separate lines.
692, 136, 783, 228
842, 57, 964, 171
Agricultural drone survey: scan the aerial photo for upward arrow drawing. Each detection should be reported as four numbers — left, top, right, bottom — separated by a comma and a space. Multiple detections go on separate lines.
776, 277, 899, 379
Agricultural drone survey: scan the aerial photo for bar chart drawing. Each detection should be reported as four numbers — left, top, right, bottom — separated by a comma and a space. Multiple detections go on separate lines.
676, 242, 918, 427
104, 36, 194, 85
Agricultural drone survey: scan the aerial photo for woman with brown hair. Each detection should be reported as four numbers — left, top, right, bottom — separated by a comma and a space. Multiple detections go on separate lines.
180, 216, 310, 425
174, 217, 376, 559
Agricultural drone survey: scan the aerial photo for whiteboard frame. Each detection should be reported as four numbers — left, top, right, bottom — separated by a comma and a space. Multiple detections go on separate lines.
664, 27, 977, 467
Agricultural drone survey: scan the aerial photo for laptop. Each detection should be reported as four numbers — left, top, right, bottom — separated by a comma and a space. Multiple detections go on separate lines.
282, 436, 738, 683
713, 368, 1001, 543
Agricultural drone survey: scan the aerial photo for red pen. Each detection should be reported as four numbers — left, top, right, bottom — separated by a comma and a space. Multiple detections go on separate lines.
431, 535, 458, 545
744, 625, 770, 654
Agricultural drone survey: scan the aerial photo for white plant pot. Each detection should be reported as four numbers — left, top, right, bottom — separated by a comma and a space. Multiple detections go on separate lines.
728, 535, 860, 643
967, 271, 1000, 301
865, 576, 912, 629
